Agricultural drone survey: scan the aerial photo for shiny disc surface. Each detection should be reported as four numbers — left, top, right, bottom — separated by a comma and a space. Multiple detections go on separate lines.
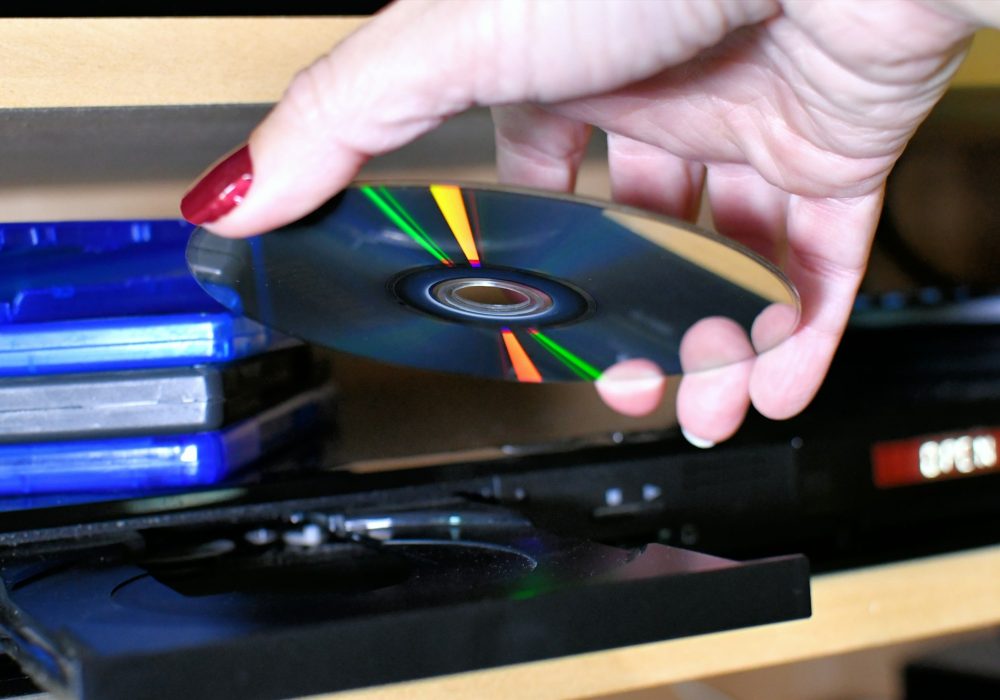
186, 183, 799, 382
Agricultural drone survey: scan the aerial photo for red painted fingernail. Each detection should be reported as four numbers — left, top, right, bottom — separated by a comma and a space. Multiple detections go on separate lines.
181, 145, 253, 225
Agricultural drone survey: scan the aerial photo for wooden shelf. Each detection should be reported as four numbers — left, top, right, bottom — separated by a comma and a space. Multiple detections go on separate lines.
327, 545, 1000, 699
0, 18, 363, 108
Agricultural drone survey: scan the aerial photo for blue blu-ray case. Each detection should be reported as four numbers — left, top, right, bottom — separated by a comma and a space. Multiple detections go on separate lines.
0, 218, 288, 375
0, 385, 333, 494
0, 219, 224, 325
0, 312, 292, 376
0, 219, 191, 255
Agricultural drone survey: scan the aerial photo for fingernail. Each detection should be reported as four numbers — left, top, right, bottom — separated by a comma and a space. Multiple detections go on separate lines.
681, 427, 715, 449
181, 145, 253, 225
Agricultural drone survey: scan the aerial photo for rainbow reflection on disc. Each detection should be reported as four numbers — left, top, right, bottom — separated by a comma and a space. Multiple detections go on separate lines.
186, 183, 799, 383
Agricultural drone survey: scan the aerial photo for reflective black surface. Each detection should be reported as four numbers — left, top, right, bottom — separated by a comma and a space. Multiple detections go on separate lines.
0, 502, 810, 699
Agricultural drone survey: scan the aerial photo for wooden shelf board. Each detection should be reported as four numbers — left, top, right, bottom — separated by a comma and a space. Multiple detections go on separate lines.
0, 17, 363, 108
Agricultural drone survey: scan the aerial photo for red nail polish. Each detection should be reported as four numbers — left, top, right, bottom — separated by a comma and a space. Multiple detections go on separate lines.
181, 145, 253, 225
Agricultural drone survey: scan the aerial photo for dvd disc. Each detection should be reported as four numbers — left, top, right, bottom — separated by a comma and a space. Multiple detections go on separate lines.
186, 184, 799, 382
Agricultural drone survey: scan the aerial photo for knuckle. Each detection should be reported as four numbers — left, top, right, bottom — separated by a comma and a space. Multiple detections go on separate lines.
282, 59, 338, 131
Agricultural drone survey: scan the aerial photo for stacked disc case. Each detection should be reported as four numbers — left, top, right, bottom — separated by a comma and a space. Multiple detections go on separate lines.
0, 220, 334, 496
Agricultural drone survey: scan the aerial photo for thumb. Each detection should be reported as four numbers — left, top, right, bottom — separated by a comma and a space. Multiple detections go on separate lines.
180, 0, 779, 236
180, 1, 478, 235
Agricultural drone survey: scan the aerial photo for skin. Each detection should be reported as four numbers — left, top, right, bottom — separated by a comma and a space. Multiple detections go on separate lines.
189, 0, 994, 447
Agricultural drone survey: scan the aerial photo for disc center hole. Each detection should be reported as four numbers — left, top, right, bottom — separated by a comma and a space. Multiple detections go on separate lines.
429, 278, 554, 318
454, 284, 531, 310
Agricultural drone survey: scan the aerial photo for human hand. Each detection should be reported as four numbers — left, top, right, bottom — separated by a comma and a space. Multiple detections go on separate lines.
181, 0, 986, 446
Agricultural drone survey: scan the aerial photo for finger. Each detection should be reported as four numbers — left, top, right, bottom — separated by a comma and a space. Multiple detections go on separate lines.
679, 316, 756, 373
674, 316, 755, 446
607, 133, 705, 221
595, 358, 667, 417
705, 163, 789, 263
751, 302, 799, 355
183, 0, 467, 236
750, 192, 881, 419
492, 105, 592, 192
591, 138, 703, 419
181, 0, 780, 236
676, 360, 753, 447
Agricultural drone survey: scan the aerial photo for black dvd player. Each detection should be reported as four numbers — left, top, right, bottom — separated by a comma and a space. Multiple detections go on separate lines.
1, 293, 997, 698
